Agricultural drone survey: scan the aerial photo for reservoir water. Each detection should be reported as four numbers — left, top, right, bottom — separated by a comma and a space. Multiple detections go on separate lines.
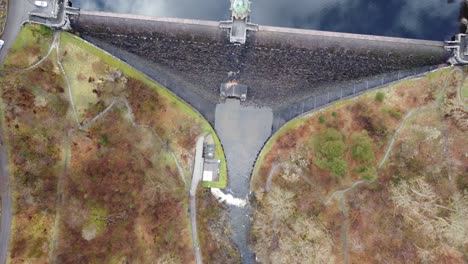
72, 0, 459, 41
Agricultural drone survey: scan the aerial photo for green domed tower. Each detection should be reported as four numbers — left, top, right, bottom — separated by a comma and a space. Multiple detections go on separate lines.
220, 0, 257, 44
231, 0, 251, 19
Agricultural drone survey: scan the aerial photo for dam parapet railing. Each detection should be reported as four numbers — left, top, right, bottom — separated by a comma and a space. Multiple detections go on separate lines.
272, 65, 439, 132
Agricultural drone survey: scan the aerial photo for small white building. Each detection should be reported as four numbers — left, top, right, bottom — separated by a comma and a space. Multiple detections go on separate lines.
201, 134, 221, 183
202, 159, 220, 182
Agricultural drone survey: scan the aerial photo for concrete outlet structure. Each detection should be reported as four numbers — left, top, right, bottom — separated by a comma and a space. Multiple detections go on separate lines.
445, 34, 468, 65
29, 0, 79, 29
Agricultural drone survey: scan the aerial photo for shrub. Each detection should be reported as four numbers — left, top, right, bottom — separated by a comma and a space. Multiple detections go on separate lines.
388, 108, 402, 119
382, 107, 403, 120
313, 128, 348, 176
99, 134, 109, 145
375, 92, 385, 102
354, 164, 376, 180
318, 116, 325, 123
321, 140, 346, 159
327, 157, 348, 176
350, 131, 375, 162
332, 112, 337, 117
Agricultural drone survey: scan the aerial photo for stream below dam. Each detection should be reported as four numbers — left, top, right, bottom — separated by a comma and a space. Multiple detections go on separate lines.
215, 99, 273, 264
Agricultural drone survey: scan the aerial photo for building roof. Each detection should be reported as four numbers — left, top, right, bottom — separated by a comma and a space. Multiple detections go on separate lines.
203, 171, 213, 181
203, 159, 220, 182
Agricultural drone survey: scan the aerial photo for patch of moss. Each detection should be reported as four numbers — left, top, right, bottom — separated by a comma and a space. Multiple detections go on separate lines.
83, 203, 108, 239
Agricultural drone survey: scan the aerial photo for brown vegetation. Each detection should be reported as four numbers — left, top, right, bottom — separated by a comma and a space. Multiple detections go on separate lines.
55, 109, 194, 263
1, 27, 217, 263
196, 188, 240, 263
0, 56, 69, 263
126, 78, 202, 153
4, 25, 54, 69
251, 67, 467, 263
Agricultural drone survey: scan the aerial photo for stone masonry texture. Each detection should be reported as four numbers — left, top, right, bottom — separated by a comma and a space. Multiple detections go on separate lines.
71, 12, 448, 116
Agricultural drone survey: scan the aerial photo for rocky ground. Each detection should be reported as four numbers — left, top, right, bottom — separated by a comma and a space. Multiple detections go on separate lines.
0, 0, 7, 36
71, 14, 447, 110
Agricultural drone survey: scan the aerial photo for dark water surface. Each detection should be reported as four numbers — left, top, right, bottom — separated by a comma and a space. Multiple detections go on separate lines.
72, 0, 459, 40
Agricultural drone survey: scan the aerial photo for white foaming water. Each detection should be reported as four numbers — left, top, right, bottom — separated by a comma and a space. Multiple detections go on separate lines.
211, 188, 247, 207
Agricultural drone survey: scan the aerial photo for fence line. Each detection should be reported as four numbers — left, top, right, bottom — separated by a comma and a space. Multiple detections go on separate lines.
273, 65, 438, 132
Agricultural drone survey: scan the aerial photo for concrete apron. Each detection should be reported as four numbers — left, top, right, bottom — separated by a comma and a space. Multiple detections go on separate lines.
214, 99, 273, 264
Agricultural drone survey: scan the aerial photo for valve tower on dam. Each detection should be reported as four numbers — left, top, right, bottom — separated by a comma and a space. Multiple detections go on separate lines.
219, 0, 258, 44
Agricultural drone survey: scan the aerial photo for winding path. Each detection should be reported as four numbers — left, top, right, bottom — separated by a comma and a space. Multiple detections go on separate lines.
18, 32, 58, 72
0, 28, 196, 262
48, 128, 72, 263
189, 136, 205, 264
56, 34, 80, 125
264, 163, 279, 192
321, 67, 458, 263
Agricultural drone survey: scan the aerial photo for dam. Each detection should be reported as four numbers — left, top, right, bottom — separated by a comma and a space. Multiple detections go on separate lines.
68, 7, 450, 263
70, 10, 448, 129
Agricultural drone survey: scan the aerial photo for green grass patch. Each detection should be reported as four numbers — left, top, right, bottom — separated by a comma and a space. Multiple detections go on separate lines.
82, 203, 108, 239
4, 24, 53, 68
462, 80, 468, 100
251, 115, 308, 182
425, 67, 451, 83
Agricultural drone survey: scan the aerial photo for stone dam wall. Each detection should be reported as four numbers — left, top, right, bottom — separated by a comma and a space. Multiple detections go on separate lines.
71, 11, 449, 126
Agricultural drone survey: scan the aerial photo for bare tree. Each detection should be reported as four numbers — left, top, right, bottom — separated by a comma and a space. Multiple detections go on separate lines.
390, 177, 467, 255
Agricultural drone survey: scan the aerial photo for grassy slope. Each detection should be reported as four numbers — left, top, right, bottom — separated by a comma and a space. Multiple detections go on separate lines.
61, 33, 227, 188
252, 68, 451, 189
462, 77, 468, 100
0, 24, 228, 262
3, 24, 53, 69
